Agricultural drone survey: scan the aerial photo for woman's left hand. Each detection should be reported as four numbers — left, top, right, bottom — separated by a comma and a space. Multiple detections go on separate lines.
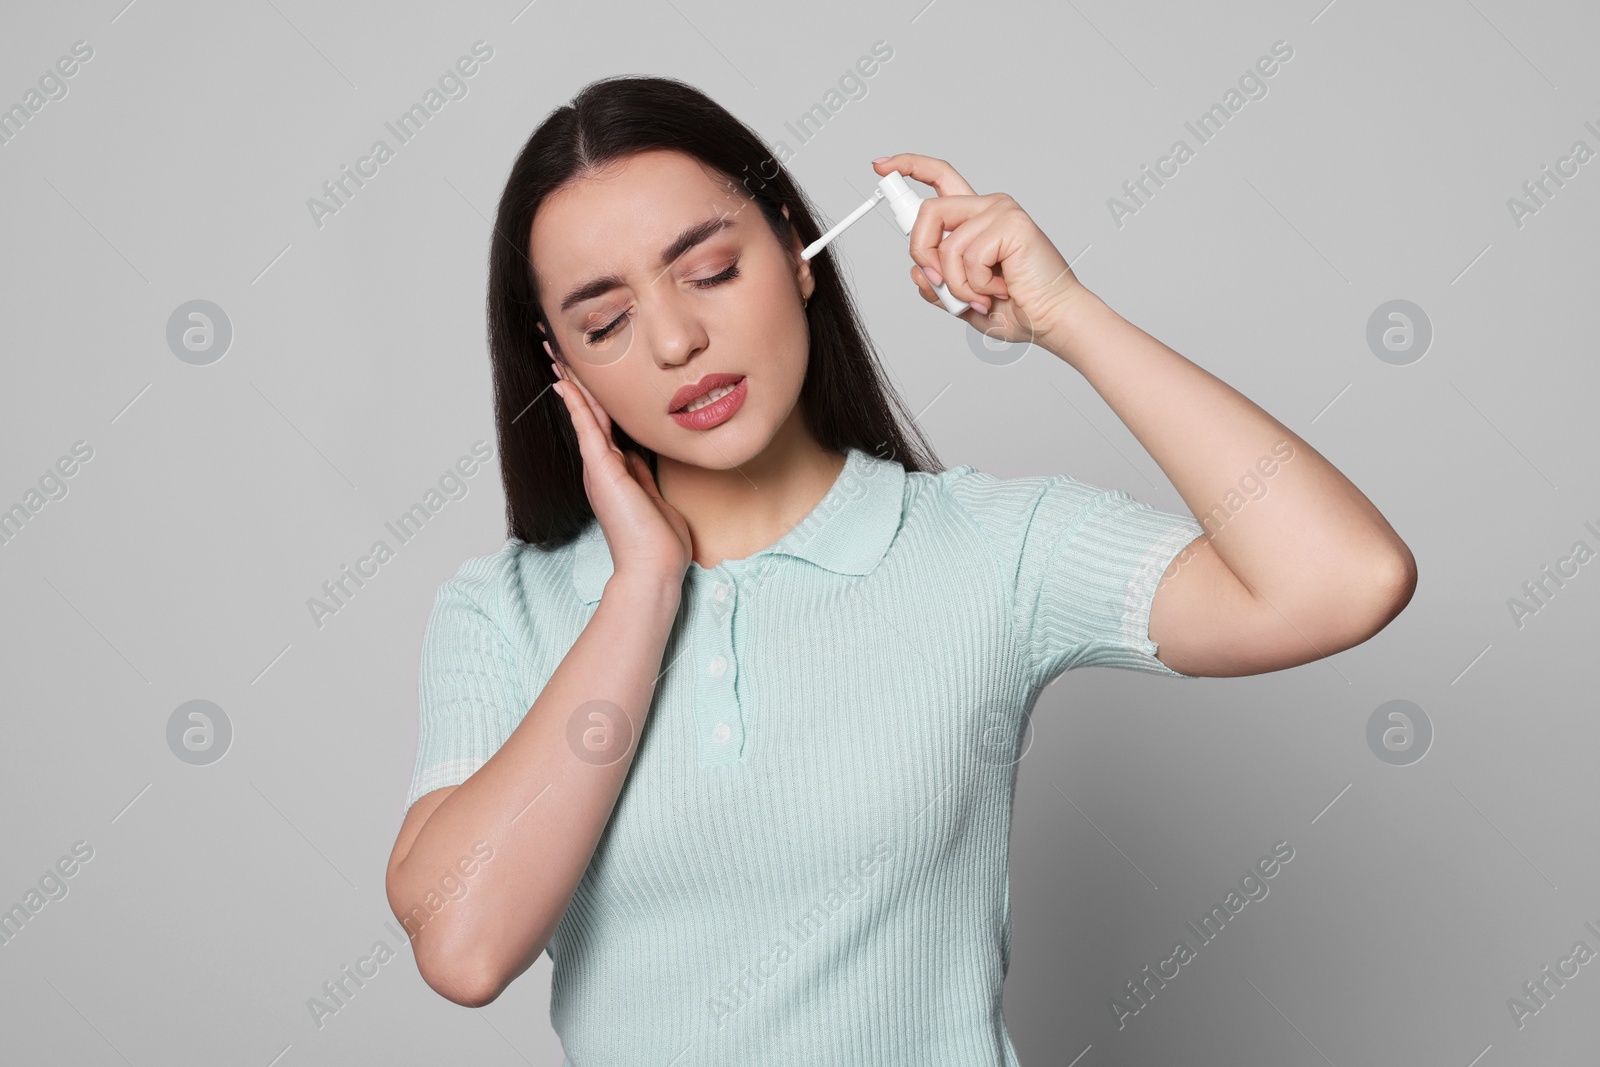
871, 154, 1093, 349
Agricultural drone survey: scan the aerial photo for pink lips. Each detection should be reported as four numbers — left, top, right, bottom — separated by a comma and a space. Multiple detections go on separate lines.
669, 376, 747, 430
668, 372, 746, 413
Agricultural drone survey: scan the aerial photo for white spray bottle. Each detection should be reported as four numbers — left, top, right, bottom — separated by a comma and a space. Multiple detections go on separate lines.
801, 169, 971, 317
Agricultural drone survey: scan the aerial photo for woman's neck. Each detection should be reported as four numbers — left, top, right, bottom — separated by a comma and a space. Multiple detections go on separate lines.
656, 429, 847, 569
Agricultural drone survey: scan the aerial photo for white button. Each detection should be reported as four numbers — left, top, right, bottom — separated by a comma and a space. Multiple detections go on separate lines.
713, 582, 729, 602
711, 722, 731, 743
709, 654, 728, 677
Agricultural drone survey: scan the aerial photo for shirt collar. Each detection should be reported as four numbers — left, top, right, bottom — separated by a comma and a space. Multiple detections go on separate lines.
570, 446, 906, 603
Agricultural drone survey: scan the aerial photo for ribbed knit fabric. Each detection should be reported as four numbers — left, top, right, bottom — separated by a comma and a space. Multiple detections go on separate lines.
405, 446, 1204, 1066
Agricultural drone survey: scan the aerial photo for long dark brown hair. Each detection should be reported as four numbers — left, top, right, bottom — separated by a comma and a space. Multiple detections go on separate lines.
486, 74, 942, 550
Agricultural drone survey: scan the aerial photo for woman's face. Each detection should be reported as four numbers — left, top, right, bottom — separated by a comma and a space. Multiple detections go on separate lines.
531, 148, 815, 470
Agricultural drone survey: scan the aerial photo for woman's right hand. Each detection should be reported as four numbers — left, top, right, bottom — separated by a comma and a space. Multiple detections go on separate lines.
549, 358, 693, 587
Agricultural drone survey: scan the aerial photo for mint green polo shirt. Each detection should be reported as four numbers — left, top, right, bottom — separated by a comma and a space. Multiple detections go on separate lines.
406, 445, 1204, 1065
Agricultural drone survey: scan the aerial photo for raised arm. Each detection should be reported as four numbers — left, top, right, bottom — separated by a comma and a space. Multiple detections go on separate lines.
1032, 291, 1415, 677
872, 152, 1417, 678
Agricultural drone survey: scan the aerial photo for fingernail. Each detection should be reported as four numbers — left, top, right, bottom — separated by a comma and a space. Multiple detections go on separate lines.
923, 265, 943, 287
872, 156, 891, 164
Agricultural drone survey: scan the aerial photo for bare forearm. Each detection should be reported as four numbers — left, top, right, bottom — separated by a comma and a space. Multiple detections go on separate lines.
1042, 290, 1415, 610
389, 570, 681, 1001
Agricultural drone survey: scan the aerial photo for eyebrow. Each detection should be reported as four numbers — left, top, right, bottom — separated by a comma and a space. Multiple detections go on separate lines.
558, 216, 739, 313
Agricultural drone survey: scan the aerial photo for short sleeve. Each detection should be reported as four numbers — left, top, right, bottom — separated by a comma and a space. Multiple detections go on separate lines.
406, 549, 533, 813
1020, 476, 1204, 685
946, 468, 1205, 688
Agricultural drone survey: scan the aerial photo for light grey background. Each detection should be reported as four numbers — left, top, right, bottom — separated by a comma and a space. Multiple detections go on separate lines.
3, 0, 1596, 1064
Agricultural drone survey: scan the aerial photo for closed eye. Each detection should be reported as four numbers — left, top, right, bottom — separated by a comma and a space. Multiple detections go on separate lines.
583, 261, 742, 345
692, 261, 741, 289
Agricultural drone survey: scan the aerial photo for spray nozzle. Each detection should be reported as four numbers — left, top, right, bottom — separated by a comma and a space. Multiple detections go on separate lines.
800, 189, 883, 262
798, 169, 971, 317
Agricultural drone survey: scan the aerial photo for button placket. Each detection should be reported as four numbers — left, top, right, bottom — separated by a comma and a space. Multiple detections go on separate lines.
699, 564, 743, 763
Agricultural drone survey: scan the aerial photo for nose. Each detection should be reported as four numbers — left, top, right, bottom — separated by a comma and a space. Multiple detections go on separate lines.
642, 285, 710, 371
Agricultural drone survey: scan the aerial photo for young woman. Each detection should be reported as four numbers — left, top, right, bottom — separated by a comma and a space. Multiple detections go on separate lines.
384, 75, 1415, 1064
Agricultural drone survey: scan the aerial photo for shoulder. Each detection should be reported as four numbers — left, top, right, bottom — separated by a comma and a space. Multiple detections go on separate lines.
896, 463, 1053, 588
906, 462, 1105, 541
436, 538, 525, 603
431, 538, 573, 637
900, 462, 1134, 603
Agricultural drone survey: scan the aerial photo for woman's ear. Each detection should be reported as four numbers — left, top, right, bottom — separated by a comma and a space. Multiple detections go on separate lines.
781, 203, 815, 307
535, 317, 564, 368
